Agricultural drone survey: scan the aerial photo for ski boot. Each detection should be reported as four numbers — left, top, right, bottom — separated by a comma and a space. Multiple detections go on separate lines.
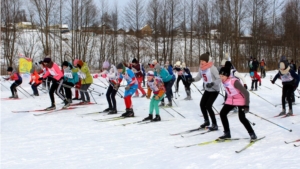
143, 114, 153, 121
249, 132, 257, 141
62, 100, 70, 109
200, 120, 210, 128
159, 102, 165, 107
152, 115, 161, 122
218, 131, 231, 139
277, 109, 286, 116
286, 109, 293, 116
103, 108, 111, 112
166, 102, 172, 107
108, 109, 117, 115
207, 124, 218, 131
121, 108, 134, 117
45, 103, 56, 110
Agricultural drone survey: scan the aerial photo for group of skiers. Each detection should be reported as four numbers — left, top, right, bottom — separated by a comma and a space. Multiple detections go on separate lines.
3, 53, 300, 141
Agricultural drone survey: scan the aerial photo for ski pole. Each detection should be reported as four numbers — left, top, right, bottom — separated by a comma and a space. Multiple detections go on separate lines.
172, 98, 178, 107
192, 83, 203, 95
249, 90, 276, 107
161, 107, 175, 117
89, 90, 98, 104
263, 85, 272, 90
92, 82, 107, 89
6, 80, 30, 98
248, 111, 292, 132
248, 119, 255, 126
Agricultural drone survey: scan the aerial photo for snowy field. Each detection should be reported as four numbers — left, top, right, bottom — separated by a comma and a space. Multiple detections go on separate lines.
1, 70, 300, 169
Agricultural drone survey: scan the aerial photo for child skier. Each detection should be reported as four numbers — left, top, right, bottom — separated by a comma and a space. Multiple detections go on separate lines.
218, 67, 257, 140
72, 59, 81, 100
102, 61, 123, 114
29, 67, 42, 96
62, 61, 79, 104
131, 58, 146, 97
143, 71, 166, 122
76, 60, 93, 104
249, 70, 261, 91
40, 57, 68, 110
116, 63, 138, 117
4, 67, 22, 98
271, 61, 299, 116
188, 53, 221, 130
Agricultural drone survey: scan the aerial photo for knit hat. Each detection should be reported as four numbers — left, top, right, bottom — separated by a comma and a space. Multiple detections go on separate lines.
43, 57, 51, 63
102, 61, 110, 69
219, 67, 230, 77
73, 59, 79, 66
77, 60, 84, 67
174, 61, 181, 67
7, 67, 13, 72
62, 61, 69, 67
152, 59, 158, 65
132, 58, 138, 64
154, 63, 161, 70
224, 61, 232, 69
116, 63, 124, 69
147, 71, 155, 77
199, 53, 209, 62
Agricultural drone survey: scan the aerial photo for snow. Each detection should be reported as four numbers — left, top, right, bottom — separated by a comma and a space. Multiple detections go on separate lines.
1, 70, 300, 169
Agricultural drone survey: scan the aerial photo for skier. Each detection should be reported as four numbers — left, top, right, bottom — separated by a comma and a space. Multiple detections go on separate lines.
173, 61, 182, 93
4, 67, 22, 98
218, 67, 257, 140
102, 61, 123, 114
249, 70, 261, 91
154, 63, 173, 107
39, 57, 69, 110
188, 52, 221, 130
271, 61, 299, 116
29, 67, 42, 96
131, 58, 146, 97
260, 59, 266, 78
62, 61, 79, 104
72, 59, 81, 100
76, 60, 93, 104
143, 71, 166, 122
164, 61, 175, 99
116, 63, 138, 117
38, 60, 51, 90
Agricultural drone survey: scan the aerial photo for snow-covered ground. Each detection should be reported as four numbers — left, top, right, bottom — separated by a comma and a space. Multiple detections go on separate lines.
1, 70, 300, 169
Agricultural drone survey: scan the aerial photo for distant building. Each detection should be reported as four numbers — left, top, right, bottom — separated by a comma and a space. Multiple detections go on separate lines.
17, 22, 36, 29
140, 24, 152, 36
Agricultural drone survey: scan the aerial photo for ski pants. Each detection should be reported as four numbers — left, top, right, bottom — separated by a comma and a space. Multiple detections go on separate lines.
106, 85, 118, 110
31, 83, 41, 95
134, 76, 146, 96
200, 91, 219, 125
251, 80, 258, 90
80, 83, 91, 102
63, 81, 74, 100
149, 95, 165, 115
282, 83, 294, 110
49, 78, 65, 104
10, 81, 22, 96
161, 79, 174, 103
220, 104, 254, 134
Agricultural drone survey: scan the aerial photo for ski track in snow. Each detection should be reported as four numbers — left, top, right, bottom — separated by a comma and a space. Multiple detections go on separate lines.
1, 71, 300, 169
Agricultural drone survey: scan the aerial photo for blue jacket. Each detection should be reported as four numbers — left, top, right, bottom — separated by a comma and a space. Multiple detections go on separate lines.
167, 65, 176, 81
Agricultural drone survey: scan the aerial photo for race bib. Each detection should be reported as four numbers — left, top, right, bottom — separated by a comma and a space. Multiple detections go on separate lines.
223, 79, 239, 97
281, 72, 293, 82
200, 69, 212, 84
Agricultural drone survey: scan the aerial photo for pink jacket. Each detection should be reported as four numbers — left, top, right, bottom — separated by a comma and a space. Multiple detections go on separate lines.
224, 78, 246, 106
43, 63, 63, 81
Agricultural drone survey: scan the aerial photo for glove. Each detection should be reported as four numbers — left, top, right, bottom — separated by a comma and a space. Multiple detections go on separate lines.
243, 106, 249, 113
206, 82, 214, 88
154, 95, 159, 100
270, 80, 274, 84
244, 84, 248, 89
146, 95, 150, 99
259, 82, 261, 86
125, 85, 130, 90
187, 78, 195, 83
38, 77, 43, 81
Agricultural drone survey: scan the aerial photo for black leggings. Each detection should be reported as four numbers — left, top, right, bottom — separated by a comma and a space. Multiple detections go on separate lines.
282, 84, 294, 110
175, 76, 182, 91
200, 91, 219, 125
10, 81, 22, 96
49, 79, 65, 104
220, 104, 254, 134
63, 82, 74, 100
106, 85, 118, 110
251, 80, 258, 89
162, 80, 174, 103
182, 78, 191, 91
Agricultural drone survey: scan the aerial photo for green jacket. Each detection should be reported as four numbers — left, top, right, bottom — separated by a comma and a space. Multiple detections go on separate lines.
79, 62, 93, 84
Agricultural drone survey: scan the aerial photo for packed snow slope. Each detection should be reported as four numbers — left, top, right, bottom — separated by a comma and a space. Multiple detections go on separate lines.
1, 70, 300, 169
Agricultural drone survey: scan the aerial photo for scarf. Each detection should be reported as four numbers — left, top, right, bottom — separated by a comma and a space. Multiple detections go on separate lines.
200, 62, 213, 71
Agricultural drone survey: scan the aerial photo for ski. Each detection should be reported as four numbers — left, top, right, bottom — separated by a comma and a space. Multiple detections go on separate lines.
137, 119, 173, 125
169, 107, 185, 118
70, 102, 95, 106
12, 109, 49, 113
235, 136, 266, 153
79, 110, 124, 116
294, 144, 300, 147
33, 107, 79, 116
181, 130, 214, 138
175, 138, 249, 149
281, 114, 296, 118
284, 139, 300, 144
170, 127, 205, 136
1, 98, 21, 101
116, 120, 145, 126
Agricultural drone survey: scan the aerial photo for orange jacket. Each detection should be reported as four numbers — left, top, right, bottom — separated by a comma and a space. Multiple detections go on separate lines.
30, 70, 42, 84
147, 78, 165, 98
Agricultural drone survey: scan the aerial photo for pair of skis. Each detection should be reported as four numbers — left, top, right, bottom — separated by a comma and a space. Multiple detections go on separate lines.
285, 139, 300, 147
175, 136, 265, 153
12, 106, 81, 116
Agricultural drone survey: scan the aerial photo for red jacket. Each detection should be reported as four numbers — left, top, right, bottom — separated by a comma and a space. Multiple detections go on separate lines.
250, 71, 261, 83
30, 70, 42, 84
